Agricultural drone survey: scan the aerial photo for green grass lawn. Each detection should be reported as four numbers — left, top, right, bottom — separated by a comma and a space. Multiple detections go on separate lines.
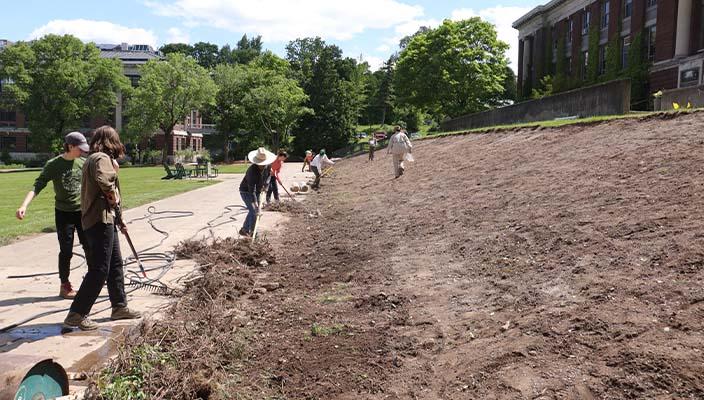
214, 164, 249, 174
0, 166, 217, 245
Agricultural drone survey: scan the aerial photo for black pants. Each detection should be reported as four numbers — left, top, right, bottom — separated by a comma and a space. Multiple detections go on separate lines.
70, 223, 127, 316
369, 148, 375, 161
266, 176, 279, 202
55, 209, 89, 284
311, 166, 320, 188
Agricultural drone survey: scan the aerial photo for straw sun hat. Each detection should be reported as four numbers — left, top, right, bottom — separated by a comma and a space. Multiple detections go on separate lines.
248, 147, 277, 165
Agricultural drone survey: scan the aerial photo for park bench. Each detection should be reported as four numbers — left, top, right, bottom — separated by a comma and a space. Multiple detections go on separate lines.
175, 163, 192, 179
162, 163, 176, 180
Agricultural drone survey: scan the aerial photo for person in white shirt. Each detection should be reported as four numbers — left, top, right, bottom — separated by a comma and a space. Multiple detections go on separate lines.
387, 126, 413, 178
310, 149, 334, 189
368, 137, 377, 161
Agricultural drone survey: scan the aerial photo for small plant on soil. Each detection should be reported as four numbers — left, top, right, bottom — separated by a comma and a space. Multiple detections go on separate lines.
310, 323, 346, 337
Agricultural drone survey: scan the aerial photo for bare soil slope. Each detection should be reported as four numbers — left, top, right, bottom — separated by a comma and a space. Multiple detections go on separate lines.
237, 112, 704, 399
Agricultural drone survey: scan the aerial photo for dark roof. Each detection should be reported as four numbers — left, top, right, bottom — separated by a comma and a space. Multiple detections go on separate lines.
99, 51, 161, 61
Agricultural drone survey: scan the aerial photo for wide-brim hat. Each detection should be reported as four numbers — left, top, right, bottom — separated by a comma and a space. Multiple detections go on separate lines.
247, 147, 276, 166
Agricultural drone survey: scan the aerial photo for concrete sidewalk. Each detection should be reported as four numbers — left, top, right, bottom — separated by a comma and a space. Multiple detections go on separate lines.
0, 163, 312, 395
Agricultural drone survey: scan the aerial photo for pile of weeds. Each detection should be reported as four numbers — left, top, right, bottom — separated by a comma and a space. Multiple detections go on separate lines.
263, 199, 307, 214
87, 238, 273, 399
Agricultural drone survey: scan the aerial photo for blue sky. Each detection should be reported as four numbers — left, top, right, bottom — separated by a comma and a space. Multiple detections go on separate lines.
0, 0, 544, 71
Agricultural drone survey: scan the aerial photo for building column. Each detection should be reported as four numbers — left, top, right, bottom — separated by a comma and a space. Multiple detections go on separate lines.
675, 0, 693, 56
517, 38, 525, 97
523, 37, 532, 83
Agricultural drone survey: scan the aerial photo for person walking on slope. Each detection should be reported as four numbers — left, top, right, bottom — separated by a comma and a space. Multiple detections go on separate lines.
368, 136, 377, 161
267, 150, 288, 204
63, 126, 141, 331
302, 150, 313, 172
16, 132, 91, 299
240, 147, 275, 236
387, 126, 413, 178
310, 149, 334, 190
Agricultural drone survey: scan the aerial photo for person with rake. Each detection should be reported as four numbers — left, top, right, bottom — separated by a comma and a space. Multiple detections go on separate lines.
239, 147, 275, 237
63, 126, 141, 331
266, 150, 289, 204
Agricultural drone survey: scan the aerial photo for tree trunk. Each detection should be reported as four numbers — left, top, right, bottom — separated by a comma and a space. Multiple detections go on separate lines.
223, 134, 230, 163
161, 124, 174, 164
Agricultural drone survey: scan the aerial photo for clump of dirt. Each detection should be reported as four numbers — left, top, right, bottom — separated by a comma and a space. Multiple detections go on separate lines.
263, 199, 306, 214
175, 237, 275, 267
87, 238, 263, 400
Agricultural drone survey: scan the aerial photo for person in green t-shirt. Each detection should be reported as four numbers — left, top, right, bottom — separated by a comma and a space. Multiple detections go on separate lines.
16, 132, 90, 299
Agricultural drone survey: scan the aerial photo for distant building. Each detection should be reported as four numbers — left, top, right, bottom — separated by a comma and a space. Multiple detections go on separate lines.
513, 0, 703, 99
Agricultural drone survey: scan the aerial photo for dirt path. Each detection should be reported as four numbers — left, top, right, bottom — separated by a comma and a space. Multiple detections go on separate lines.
234, 113, 704, 399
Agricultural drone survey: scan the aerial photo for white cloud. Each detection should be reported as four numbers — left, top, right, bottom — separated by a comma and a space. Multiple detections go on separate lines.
28, 19, 158, 47
376, 44, 391, 53
376, 17, 440, 54
361, 55, 385, 71
451, 6, 534, 72
145, 0, 424, 42
166, 27, 190, 43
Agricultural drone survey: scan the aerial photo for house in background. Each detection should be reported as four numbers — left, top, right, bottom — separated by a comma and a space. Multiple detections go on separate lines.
514, 0, 703, 99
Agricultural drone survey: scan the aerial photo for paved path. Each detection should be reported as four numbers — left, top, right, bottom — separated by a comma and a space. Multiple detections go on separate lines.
0, 163, 312, 396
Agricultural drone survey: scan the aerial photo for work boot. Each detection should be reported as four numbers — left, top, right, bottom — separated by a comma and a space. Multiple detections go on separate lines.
111, 306, 142, 321
239, 227, 251, 237
63, 312, 98, 331
59, 282, 76, 299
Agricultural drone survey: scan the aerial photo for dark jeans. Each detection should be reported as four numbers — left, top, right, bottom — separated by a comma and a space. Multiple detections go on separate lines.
240, 191, 259, 233
70, 223, 126, 316
369, 148, 375, 161
266, 176, 279, 202
311, 166, 321, 188
55, 209, 89, 284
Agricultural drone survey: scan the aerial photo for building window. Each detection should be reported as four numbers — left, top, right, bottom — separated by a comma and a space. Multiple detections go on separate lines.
622, 36, 631, 69
582, 51, 589, 78
582, 10, 591, 35
599, 45, 607, 74
646, 0, 657, 7
126, 75, 140, 87
0, 136, 16, 150
646, 25, 656, 62
680, 68, 700, 87
0, 110, 16, 122
568, 18, 574, 43
623, 0, 632, 18
602, 1, 610, 29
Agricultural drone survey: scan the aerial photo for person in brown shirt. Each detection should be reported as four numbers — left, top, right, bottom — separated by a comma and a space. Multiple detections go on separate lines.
63, 126, 141, 331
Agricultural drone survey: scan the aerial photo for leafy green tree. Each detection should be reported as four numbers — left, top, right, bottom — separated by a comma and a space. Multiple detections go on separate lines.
126, 53, 216, 162
394, 19, 510, 119
286, 38, 360, 154
586, 25, 600, 83
191, 42, 219, 69
0, 35, 129, 151
159, 43, 194, 56
499, 66, 517, 104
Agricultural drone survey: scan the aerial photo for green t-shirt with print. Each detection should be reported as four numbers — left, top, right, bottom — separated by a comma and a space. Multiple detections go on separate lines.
32, 156, 85, 212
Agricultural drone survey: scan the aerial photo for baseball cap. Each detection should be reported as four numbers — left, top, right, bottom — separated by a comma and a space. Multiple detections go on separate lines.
65, 131, 89, 152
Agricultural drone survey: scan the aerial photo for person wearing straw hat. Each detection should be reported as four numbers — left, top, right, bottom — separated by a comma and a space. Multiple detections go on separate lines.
239, 147, 276, 236
16, 131, 91, 300
387, 125, 413, 178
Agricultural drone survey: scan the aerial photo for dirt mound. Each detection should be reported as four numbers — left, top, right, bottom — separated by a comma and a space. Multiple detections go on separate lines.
88, 238, 270, 399
263, 199, 307, 214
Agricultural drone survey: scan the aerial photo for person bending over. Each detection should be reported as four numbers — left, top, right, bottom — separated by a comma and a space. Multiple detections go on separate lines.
239, 147, 275, 236
266, 150, 288, 204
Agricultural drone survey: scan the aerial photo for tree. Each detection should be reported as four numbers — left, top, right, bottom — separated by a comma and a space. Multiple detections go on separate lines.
191, 42, 219, 69
394, 18, 510, 119
500, 66, 517, 104
159, 43, 194, 56
0, 35, 129, 151
126, 53, 216, 162
286, 38, 359, 154
213, 64, 249, 162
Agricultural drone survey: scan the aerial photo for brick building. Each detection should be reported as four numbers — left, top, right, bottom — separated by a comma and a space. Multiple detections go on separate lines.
513, 0, 704, 99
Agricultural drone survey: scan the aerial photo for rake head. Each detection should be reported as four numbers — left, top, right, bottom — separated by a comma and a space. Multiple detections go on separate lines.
126, 279, 174, 296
